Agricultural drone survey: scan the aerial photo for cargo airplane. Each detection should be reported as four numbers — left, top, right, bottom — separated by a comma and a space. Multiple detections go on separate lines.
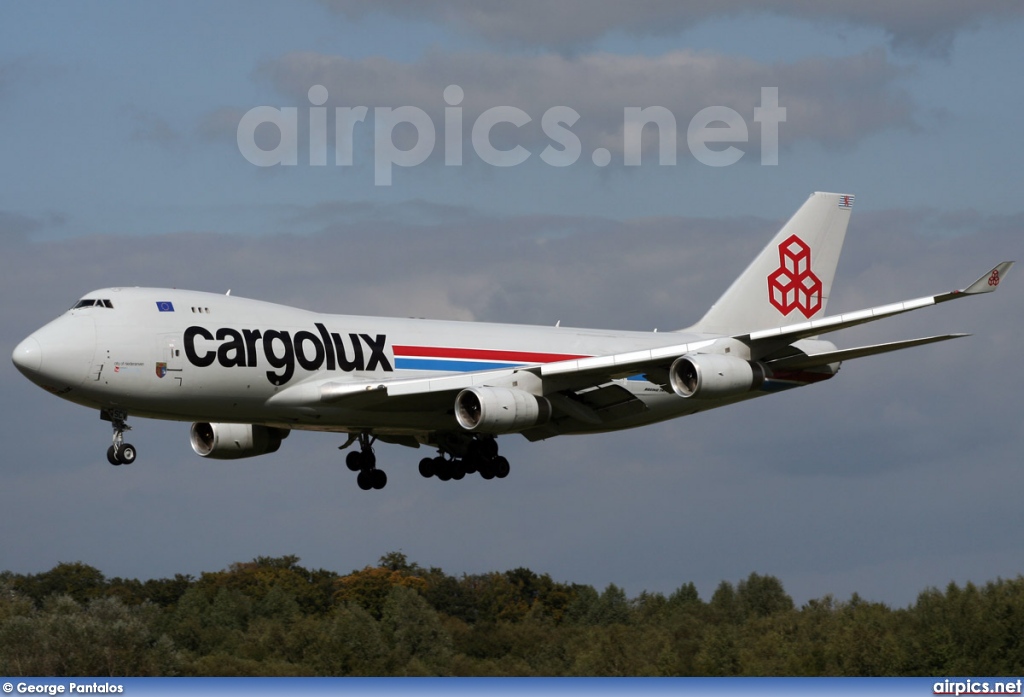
11, 193, 1012, 490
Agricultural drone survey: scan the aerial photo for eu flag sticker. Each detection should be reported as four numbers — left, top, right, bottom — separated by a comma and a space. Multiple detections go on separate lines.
156, 301, 175, 312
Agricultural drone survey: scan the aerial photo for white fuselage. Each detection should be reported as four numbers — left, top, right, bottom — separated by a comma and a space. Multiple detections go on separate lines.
13, 287, 807, 439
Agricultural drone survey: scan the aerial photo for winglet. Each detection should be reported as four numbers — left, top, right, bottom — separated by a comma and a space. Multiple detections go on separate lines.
937, 261, 1014, 303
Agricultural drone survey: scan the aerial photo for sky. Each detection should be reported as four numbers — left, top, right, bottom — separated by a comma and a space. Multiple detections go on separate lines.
1, 1, 1022, 608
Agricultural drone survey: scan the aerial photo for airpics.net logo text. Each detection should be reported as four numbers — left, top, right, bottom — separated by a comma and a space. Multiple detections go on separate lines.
235, 85, 786, 185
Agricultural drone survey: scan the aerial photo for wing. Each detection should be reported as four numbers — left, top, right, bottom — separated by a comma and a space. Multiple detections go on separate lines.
266, 262, 1012, 415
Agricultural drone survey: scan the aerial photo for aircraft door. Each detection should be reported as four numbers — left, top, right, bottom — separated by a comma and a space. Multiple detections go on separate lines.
158, 333, 184, 385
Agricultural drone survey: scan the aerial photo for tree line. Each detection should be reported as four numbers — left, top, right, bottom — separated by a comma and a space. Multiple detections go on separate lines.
1, 552, 1022, 676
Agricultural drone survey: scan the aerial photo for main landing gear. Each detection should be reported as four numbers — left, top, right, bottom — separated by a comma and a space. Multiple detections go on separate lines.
343, 432, 387, 491
340, 433, 510, 490
101, 409, 137, 466
418, 435, 510, 482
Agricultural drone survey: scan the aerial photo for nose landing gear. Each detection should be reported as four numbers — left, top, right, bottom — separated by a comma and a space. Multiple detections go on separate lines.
101, 409, 137, 466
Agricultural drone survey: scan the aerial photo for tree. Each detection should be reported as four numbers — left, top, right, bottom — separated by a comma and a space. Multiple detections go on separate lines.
708, 581, 741, 624
14, 562, 106, 606
587, 584, 632, 626
195, 556, 337, 616
380, 585, 453, 674
737, 573, 793, 620
295, 602, 384, 675
333, 565, 427, 620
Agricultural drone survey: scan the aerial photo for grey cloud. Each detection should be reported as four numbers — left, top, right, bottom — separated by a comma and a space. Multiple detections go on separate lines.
256, 48, 913, 159
0, 56, 65, 105
196, 106, 248, 142
318, 0, 1024, 55
0, 211, 45, 237
283, 199, 487, 227
0, 210, 65, 239
129, 109, 180, 146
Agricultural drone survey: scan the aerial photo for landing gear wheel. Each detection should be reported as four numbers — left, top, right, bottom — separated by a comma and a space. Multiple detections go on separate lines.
359, 450, 376, 471
104, 409, 134, 466
436, 457, 453, 481
356, 470, 374, 490
347, 432, 386, 489
493, 455, 509, 479
462, 455, 480, 474
346, 451, 363, 472
418, 457, 435, 478
119, 444, 137, 465
371, 469, 387, 490
479, 460, 496, 480
480, 437, 499, 460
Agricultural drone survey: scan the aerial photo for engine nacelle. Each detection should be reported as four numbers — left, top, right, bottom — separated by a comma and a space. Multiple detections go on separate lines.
669, 353, 765, 399
454, 387, 551, 434
190, 422, 290, 460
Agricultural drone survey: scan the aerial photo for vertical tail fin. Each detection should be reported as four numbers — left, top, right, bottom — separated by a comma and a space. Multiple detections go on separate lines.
690, 191, 854, 335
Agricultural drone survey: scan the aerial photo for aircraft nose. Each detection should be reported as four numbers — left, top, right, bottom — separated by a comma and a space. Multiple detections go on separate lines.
12, 316, 96, 389
12, 336, 43, 374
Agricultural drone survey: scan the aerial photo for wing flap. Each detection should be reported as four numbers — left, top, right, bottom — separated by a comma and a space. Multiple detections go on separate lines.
574, 383, 649, 419
266, 366, 532, 409
765, 334, 969, 371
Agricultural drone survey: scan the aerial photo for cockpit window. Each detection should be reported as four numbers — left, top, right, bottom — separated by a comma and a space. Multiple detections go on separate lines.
72, 298, 114, 309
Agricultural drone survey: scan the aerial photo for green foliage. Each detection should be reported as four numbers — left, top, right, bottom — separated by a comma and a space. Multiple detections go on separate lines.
305, 603, 387, 675
380, 585, 453, 674
333, 564, 427, 620
3, 554, 1024, 676
737, 572, 794, 620
12, 561, 106, 606
0, 592, 178, 676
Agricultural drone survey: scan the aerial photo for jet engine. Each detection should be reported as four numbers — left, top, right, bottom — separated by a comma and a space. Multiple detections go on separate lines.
190, 422, 290, 459
669, 354, 765, 399
454, 387, 551, 434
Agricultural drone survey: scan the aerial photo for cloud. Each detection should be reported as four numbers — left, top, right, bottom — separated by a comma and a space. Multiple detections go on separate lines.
0, 211, 45, 237
318, 0, 1024, 55
0, 210, 65, 240
197, 106, 248, 142
0, 55, 66, 107
253, 48, 913, 162
129, 108, 180, 146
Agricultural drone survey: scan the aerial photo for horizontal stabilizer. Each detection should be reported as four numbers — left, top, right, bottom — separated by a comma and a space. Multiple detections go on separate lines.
765, 334, 969, 371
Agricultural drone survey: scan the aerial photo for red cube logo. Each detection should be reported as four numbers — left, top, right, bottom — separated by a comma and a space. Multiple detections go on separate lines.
767, 235, 822, 318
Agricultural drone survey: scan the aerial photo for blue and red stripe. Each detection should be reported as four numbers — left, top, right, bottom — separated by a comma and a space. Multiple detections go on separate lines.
391, 345, 588, 373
